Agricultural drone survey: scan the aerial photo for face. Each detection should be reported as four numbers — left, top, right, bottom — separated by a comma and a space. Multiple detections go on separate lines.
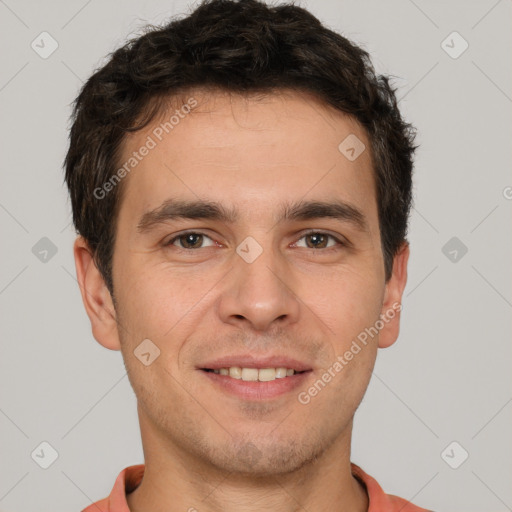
76, 89, 408, 475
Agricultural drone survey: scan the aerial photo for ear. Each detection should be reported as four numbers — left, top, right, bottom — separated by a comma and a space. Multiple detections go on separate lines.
378, 241, 410, 349
73, 236, 121, 351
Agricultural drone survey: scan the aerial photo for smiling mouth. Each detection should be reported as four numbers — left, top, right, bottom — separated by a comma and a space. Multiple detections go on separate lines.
201, 367, 310, 382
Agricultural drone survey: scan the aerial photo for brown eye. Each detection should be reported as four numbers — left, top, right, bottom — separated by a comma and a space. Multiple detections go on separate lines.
305, 233, 328, 249
168, 232, 215, 249
295, 232, 341, 249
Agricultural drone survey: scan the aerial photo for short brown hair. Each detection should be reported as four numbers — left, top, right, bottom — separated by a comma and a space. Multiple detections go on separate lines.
64, 0, 416, 293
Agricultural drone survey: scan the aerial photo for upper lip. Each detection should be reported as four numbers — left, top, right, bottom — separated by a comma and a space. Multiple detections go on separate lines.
199, 355, 312, 372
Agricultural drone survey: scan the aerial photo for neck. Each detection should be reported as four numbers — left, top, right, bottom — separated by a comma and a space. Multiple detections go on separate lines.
127, 413, 368, 512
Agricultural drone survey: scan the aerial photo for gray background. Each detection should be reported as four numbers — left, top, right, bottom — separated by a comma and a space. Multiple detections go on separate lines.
1, 0, 511, 511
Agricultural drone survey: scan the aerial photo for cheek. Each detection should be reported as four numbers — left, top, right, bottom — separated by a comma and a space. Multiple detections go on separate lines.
299, 265, 384, 350
114, 257, 219, 345
304, 272, 381, 414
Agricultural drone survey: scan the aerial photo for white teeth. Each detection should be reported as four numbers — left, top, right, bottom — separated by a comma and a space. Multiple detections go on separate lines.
275, 367, 288, 378
241, 368, 259, 381
229, 367, 242, 379
257, 368, 276, 381
210, 367, 299, 381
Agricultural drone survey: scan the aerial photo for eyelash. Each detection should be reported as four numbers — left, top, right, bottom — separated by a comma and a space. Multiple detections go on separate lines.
165, 230, 346, 251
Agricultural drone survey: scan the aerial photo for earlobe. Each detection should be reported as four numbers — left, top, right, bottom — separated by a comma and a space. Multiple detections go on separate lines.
73, 237, 121, 351
378, 241, 410, 349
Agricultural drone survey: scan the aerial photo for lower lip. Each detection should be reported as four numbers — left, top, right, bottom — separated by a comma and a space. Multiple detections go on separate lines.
200, 370, 313, 400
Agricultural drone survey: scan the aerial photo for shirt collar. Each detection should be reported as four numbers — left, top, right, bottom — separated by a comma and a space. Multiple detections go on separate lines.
86, 462, 426, 512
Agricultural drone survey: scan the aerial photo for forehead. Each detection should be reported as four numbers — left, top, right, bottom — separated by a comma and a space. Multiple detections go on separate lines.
116, 88, 378, 229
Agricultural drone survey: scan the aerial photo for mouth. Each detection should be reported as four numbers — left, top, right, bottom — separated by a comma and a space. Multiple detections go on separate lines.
199, 366, 313, 402
201, 367, 309, 382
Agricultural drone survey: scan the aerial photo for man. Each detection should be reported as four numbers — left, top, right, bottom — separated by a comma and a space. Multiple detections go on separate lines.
65, 0, 429, 510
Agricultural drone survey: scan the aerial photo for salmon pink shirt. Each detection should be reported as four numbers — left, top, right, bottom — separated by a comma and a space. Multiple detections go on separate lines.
81, 463, 431, 511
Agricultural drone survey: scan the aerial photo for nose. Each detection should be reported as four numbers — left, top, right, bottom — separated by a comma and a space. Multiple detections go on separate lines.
217, 243, 300, 333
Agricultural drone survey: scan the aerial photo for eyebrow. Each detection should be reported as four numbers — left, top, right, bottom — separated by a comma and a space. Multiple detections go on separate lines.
137, 198, 369, 233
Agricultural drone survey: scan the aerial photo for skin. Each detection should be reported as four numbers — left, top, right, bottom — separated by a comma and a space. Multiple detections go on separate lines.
74, 89, 409, 512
